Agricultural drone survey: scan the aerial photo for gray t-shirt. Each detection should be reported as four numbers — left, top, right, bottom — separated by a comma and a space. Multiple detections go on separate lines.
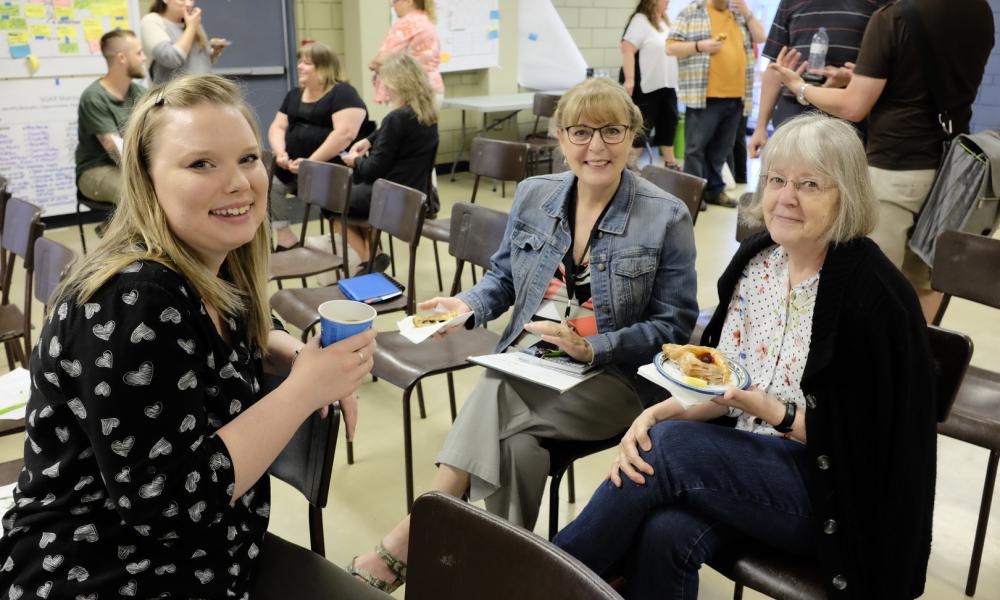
75, 79, 145, 179
140, 12, 213, 83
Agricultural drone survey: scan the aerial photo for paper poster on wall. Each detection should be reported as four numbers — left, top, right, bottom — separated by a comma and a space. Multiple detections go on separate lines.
517, 0, 586, 91
0, 0, 140, 78
392, 0, 499, 73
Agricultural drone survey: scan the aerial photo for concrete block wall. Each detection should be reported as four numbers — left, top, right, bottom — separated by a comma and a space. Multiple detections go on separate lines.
970, 0, 1000, 133
551, 0, 636, 73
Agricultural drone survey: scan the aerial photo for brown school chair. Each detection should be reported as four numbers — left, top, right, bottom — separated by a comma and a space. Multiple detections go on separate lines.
640, 164, 706, 225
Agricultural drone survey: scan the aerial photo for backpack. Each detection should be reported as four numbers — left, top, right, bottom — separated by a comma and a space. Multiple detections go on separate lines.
909, 130, 1000, 266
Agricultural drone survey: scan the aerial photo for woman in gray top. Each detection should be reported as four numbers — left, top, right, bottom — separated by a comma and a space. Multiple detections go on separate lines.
140, 0, 227, 83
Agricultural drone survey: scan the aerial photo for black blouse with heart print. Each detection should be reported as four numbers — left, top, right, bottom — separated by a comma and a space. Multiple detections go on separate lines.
0, 261, 270, 599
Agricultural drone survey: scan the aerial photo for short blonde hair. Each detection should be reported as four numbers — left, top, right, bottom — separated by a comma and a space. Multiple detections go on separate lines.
380, 52, 438, 126
297, 42, 344, 94
57, 75, 273, 351
554, 77, 644, 134
742, 114, 878, 244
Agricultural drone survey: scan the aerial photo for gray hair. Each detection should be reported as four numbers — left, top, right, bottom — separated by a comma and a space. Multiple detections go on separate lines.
741, 113, 878, 244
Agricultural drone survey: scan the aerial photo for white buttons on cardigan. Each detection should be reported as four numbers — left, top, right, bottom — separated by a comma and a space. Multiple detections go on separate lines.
816, 455, 831, 470
805, 394, 817, 409
832, 575, 847, 590
597, 263, 606, 272
823, 519, 838, 534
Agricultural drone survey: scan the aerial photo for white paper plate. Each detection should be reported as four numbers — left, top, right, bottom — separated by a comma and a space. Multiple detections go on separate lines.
652, 352, 752, 408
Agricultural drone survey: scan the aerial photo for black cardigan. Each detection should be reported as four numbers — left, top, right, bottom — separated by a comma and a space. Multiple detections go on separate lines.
702, 233, 937, 599
353, 106, 438, 195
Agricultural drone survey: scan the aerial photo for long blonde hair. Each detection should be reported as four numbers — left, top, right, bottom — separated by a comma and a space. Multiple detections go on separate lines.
56, 75, 272, 351
297, 42, 344, 95
379, 53, 438, 126
149, 0, 207, 48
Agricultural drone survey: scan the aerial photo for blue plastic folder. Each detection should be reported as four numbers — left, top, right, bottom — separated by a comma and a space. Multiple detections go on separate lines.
337, 273, 405, 304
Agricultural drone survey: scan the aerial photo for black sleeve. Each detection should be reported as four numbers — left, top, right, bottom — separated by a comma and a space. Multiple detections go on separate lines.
329, 81, 367, 112
39, 280, 237, 540
353, 109, 405, 183
279, 89, 295, 117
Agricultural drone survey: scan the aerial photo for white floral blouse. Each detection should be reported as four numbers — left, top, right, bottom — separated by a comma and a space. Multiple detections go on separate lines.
716, 245, 819, 437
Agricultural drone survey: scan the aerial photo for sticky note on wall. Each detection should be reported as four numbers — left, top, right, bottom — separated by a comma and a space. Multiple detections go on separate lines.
0, 5, 19, 18
55, 7, 74, 20
83, 18, 102, 41
30, 24, 51, 39
57, 25, 77, 40
23, 4, 45, 18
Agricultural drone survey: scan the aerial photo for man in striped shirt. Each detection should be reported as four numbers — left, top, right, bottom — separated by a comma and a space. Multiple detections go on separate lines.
748, 0, 884, 157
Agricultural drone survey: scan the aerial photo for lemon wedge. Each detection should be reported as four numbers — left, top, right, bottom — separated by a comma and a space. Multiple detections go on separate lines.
682, 375, 708, 387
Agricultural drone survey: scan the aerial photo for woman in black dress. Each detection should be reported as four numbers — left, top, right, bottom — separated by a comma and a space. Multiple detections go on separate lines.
267, 42, 369, 250
0, 75, 383, 600
341, 52, 439, 272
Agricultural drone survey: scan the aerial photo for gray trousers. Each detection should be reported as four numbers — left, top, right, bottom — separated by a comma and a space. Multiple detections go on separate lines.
436, 369, 643, 530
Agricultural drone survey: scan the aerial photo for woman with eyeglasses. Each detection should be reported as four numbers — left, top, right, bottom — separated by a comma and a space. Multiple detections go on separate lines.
554, 114, 938, 599
370, 0, 444, 105
347, 77, 698, 593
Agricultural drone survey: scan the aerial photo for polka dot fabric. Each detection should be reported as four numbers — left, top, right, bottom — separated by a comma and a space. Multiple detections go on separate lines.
717, 245, 819, 436
0, 262, 269, 599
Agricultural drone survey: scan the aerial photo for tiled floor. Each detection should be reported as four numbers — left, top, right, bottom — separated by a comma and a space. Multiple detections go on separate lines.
1, 168, 997, 599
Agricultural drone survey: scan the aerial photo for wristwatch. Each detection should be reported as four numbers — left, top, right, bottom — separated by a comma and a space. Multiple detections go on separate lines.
796, 83, 812, 106
773, 401, 797, 433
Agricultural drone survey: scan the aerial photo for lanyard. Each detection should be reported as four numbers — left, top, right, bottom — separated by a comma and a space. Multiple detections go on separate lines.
561, 196, 611, 316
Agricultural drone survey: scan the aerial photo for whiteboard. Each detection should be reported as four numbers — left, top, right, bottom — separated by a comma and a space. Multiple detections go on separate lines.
436, 0, 499, 72
0, 0, 141, 215
0, 77, 95, 215
391, 0, 499, 73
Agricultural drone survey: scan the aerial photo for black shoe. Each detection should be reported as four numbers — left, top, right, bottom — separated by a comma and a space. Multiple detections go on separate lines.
705, 191, 738, 208
371, 253, 391, 273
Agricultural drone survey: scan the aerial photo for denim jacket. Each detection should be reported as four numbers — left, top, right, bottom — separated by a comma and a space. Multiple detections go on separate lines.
458, 170, 698, 398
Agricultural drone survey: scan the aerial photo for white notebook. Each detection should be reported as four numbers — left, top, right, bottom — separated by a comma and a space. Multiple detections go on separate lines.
468, 353, 602, 393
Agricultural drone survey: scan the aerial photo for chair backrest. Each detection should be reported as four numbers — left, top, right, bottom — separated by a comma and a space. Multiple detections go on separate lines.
640, 165, 705, 224
447, 203, 508, 295
262, 149, 276, 182
927, 325, 974, 423
533, 93, 560, 119
264, 372, 340, 555
735, 192, 764, 242
2, 197, 44, 262
368, 179, 427, 312
470, 137, 530, 184
297, 159, 353, 214
407, 492, 622, 600
0, 176, 10, 234
930, 231, 1000, 325
33, 238, 77, 308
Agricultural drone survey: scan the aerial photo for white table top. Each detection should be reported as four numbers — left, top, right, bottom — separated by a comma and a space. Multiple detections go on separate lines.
441, 91, 562, 112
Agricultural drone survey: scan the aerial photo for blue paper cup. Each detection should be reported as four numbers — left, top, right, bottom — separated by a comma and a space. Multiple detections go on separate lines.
318, 300, 377, 347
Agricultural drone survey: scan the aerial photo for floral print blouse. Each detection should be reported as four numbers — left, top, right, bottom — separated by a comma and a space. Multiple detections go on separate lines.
0, 261, 269, 599
716, 245, 819, 436
374, 10, 445, 103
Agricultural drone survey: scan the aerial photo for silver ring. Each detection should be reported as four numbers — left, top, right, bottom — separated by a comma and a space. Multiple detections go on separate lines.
356, 350, 365, 364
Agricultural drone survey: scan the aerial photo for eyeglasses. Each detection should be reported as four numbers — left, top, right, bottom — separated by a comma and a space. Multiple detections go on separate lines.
764, 173, 834, 198
562, 124, 630, 145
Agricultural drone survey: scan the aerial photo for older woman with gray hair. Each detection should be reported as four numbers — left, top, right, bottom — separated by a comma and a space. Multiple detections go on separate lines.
555, 114, 938, 600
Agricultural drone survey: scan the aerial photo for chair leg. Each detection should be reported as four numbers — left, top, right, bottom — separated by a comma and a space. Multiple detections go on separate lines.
342, 408, 354, 464
965, 448, 998, 596
446, 372, 457, 422
548, 473, 563, 540
4, 342, 14, 371
388, 235, 397, 277
309, 505, 325, 557
416, 381, 427, 419
732, 583, 744, 600
76, 202, 88, 255
432, 241, 444, 291
300, 277, 307, 288
567, 463, 576, 504
403, 386, 415, 511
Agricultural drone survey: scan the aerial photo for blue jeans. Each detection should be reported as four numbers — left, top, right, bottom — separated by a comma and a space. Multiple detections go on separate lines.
683, 98, 744, 199
553, 421, 815, 600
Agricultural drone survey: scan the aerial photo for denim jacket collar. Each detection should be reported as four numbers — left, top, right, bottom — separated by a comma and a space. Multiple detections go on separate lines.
539, 170, 637, 236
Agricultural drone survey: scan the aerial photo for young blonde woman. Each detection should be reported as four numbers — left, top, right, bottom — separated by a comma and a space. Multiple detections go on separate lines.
342, 53, 438, 272
0, 76, 384, 600
140, 0, 226, 83
621, 0, 681, 168
268, 42, 369, 250
371, 0, 445, 104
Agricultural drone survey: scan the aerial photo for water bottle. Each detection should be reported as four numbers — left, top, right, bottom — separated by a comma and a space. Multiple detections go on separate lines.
805, 27, 828, 82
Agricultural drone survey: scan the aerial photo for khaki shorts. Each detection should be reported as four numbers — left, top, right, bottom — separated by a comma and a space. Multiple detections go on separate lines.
78, 165, 123, 205
867, 166, 936, 289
